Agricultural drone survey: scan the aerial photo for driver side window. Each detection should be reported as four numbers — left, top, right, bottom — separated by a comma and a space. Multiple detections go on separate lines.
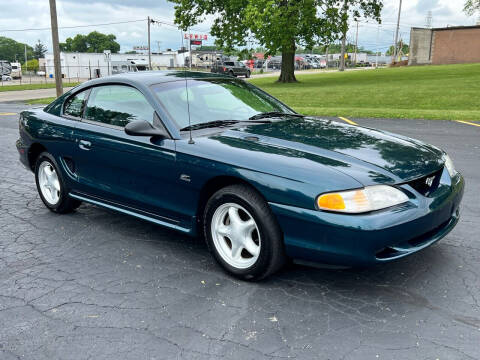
84, 85, 155, 128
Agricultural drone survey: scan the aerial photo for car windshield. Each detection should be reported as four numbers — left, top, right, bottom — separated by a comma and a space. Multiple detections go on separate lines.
151, 78, 293, 130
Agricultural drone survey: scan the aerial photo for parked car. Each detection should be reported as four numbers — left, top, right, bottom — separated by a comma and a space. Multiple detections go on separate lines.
211, 61, 251, 78
1, 74, 12, 81
16, 71, 464, 280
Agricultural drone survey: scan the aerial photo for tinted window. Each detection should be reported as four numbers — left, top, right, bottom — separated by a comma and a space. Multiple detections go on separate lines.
224, 62, 234, 66
151, 79, 291, 129
64, 90, 87, 118
85, 85, 155, 127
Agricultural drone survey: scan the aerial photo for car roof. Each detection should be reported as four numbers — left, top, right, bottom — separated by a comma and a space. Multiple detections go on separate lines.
82, 70, 231, 88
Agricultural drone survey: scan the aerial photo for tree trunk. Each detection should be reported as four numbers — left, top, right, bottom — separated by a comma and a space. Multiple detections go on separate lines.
278, 43, 297, 83
325, 45, 329, 69
339, 34, 346, 72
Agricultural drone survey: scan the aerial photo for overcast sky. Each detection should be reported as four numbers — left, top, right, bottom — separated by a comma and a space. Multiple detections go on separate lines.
0, 0, 476, 54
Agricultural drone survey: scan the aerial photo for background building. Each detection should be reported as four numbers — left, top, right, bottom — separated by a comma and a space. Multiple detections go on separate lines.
45, 51, 188, 79
409, 25, 480, 66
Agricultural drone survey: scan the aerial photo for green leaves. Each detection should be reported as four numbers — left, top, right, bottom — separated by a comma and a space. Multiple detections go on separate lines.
0, 37, 34, 63
33, 40, 48, 60
168, 0, 383, 82
59, 31, 120, 53
464, 0, 480, 15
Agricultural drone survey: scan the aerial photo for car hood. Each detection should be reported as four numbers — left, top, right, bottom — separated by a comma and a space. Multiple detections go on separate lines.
211, 117, 445, 185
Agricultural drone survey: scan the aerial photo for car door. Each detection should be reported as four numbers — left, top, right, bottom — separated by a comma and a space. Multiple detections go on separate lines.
71, 84, 182, 225
234, 62, 245, 76
224, 61, 235, 75
41, 90, 87, 190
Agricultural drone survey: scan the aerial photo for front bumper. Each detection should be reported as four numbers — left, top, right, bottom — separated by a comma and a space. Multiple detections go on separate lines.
270, 170, 465, 267
16, 138, 30, 170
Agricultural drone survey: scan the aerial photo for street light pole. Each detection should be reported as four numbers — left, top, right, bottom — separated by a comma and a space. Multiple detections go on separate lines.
393, 0, 403, 63
49, 0, 63, 97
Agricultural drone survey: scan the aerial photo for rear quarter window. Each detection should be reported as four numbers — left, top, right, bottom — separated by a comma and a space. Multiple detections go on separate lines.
63, 91, 88, 118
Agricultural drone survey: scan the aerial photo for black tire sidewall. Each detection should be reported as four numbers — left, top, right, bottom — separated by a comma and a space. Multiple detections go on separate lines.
204, 187, 280, 280
35, 152, 68, 212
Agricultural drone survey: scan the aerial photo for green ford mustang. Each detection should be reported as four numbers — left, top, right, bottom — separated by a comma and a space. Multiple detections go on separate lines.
16, 71, 464, 280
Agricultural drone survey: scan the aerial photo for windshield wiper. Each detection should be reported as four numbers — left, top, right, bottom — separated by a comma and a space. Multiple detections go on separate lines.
249, 111, 304, 120
180, 119, 273, 131
181, 120, 240, 131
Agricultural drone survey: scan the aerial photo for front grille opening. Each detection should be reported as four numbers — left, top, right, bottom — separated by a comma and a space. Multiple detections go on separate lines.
408, 168, 443, 196
375, 217, 452, 260
407, 218, 451, 247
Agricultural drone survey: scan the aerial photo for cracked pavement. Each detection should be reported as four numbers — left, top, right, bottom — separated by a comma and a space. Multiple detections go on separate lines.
1, 103, 479, 359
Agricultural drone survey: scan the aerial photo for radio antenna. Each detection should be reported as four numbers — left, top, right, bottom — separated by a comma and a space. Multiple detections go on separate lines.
181, 29, 194, 144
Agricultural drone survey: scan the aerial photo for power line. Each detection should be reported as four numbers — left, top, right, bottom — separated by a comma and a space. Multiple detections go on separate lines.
0, 19, 146, 33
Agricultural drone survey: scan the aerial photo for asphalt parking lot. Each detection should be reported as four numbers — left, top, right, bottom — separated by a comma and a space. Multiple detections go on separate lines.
1, 102, 479, 360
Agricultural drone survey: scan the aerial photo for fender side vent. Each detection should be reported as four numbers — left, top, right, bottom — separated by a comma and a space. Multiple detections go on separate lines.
63, 157, 76, 174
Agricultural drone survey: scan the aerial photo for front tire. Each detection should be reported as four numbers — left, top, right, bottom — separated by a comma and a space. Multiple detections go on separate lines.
246, 71, 251, 78
204, 184, 286, 280
35, 152, 81, 213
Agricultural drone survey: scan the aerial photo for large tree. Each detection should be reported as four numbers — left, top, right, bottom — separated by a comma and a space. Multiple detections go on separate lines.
168, 0, 382, 82
464, 0, 480, 15
60, 31, 120, 53
0, 36, 34, 63
33, 40, 48, 59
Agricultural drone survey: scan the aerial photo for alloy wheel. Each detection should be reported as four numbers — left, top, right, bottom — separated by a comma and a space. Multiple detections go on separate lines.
38, 161, 61, 205
211, 203, 261, 269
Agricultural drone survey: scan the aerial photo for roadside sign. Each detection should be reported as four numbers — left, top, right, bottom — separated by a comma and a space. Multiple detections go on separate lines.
104, 50, 111, 61
184, 34, 208, 40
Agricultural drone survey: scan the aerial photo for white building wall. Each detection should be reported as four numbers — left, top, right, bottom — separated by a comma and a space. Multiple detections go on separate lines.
329, 52, 368, 62
45, 51, 188, 79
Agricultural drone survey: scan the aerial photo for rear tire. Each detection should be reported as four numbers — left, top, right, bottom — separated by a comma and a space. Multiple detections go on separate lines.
229, 70, 235, 77
204, 184, 286, 280
35, 152, 81, 214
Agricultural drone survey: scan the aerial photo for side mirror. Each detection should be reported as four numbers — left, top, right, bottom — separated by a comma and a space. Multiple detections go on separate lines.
125, 120, 168, 138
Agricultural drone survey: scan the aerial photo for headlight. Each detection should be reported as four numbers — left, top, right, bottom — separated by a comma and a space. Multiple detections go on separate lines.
443, 154, 457, 177
316, 185, 409, 214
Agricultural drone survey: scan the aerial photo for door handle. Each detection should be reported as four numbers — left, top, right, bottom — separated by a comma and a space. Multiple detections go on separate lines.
79, 140, 92, 151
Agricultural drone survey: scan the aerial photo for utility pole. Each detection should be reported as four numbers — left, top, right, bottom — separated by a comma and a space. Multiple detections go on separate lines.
393, 0, 403, 63
354, 21, 359, 66
339, 0, 348, 71
425, 11, 433, 28
147, 16, 152, 69
49, 0, 63, 97
24, 44, 28, 73
375, 24, 380, 68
